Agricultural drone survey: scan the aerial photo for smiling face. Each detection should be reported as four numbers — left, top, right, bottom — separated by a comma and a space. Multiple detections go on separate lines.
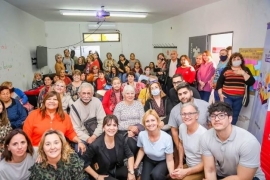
127, 74, 135, 83
209, 111, 232, 131
79, 87, 93, 103
111, 67, 116, 74
45, 95, 59, 110
8, 134, 28, 159
181, 105, 199, 126
44, 77, 52, 86
59, 70, 65, 77
130, 54, 135, 60
112, 79, 121, 91
124, 90, 135, 102
144, 114, 159, 131
103, 120, 118, 137
196, 55, 202, 65
73, 74, 81, 82
93, 53, 98, 59
177, 87, 193, 103
43, 133, 62, 161
54, 82, 66, 94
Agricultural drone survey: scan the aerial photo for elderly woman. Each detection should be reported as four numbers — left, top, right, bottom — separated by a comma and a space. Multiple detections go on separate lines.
37, 76, 53, 108
23, 91, 86, 153
54, 80, 73, 112
134, 109, 174, 180
0, 129, 36, 180
216, 52, 255, 125
102, 77, 123, 115
175, 55, 196, 85
0, 100, 12, 156
0, 86, 27, 129
29, 130, 86, 179
54, 53, 65, 76
113, 85, 144, 156
66, 69, 85, 102
144, 80, 173, 132
82, 115, 135, 180
122, 72, 145, 99
32, 72, 44, 89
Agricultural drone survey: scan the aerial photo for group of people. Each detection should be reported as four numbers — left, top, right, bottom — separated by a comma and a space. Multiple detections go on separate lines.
0, 48, 264, 180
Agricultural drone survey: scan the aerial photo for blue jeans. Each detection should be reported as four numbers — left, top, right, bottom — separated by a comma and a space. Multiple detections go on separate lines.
199, 91, 211, 102
214, 90, 220, 102
223, 93, 243, 125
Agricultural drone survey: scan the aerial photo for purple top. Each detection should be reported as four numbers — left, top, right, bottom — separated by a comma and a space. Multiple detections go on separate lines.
197, 61, 215, 92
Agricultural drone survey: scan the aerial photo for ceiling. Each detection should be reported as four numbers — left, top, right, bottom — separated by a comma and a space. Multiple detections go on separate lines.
5, 0, 221, 23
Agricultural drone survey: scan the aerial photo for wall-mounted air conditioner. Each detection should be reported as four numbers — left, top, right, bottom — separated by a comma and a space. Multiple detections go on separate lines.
88, 22, 117, 30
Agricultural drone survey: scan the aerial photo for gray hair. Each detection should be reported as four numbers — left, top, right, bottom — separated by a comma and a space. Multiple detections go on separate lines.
78, 83, 94, 93
122, 85, 135, 96
180, 102, 200, 114
55, 53, 62, 61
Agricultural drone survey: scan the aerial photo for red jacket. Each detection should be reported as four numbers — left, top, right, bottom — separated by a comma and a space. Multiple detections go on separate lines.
175, 66, 196, 84
102, 88, 123, 115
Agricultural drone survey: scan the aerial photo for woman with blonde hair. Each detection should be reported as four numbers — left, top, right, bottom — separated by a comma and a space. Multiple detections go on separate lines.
134, 109, 174, 180
29, 130, 86, 179
32, 72, 44, 89
54, 53, 65, 76
144, 80, 173, 131
53, 80, 73, 112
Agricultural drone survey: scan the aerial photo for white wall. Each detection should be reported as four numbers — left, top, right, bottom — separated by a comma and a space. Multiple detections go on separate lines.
45, 22, 153, 72
0, 0, 46, 90
152, 0, 270, 59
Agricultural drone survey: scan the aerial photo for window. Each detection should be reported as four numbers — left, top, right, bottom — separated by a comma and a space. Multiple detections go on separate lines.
83, 33, 120, 42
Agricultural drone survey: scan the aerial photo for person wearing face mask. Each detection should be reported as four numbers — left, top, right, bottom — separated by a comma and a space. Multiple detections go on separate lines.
138, 66, 151, 82
216, 52, 255, 125
175, 55, 196, 85
211, 49, 230, 102
70, 83, 106, 145
144, 80, 173, 132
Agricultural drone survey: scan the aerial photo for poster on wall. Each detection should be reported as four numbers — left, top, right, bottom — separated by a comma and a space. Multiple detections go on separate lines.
188, 35, 207, 64
247, 23, 270, 179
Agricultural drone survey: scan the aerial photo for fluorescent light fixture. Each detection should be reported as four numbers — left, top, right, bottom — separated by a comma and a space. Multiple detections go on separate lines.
60, 10, 148, 18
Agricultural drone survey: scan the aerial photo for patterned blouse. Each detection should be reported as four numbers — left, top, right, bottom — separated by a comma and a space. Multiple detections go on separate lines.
0, 121, 12, 153
29, 153, 86, 180
66, 82, 85, 102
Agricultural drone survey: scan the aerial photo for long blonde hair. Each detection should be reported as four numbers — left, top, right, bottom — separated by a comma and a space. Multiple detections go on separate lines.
38, 130, 74, 168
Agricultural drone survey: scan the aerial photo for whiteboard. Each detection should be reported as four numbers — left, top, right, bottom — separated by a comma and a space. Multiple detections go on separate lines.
0, 28, 33, 90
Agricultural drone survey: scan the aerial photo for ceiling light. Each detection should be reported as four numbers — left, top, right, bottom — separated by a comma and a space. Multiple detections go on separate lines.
60, 10, 148, 18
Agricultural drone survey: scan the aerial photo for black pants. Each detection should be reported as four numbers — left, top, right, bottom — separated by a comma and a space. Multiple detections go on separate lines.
117, 131, 139, 157
141, 156, 168, 180
165, 77, 173, 96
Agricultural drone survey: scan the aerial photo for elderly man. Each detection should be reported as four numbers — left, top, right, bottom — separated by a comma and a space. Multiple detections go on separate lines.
70, 83, 106, 144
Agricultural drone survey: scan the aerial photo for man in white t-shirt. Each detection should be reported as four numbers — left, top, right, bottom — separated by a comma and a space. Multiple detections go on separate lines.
171, 102, 206, 180
165, 50, 180, 94
200, 102, 265, 180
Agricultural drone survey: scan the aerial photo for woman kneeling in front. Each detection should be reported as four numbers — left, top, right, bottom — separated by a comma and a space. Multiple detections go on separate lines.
29, 130, 86, 179
134, 109, 174, 180
82, 115, 135, 180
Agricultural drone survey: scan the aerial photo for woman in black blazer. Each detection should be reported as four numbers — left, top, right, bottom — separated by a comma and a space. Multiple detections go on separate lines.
82, 115, 135, 180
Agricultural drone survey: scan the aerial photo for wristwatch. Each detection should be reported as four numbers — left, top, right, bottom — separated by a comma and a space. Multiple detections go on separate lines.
128, 170, 135, 175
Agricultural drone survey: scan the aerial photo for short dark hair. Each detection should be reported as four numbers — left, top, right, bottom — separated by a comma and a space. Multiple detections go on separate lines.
208, 102, 233, 116
103, 115, 119, 128
226, 46, 232, 51
3, 129, 34, 161
127, 71, 135, 77
172, 74, 183, 81
98, 70, 104, 74
176, 82, 192, 92
0, 86, 10, 94
226, 52, 245, 69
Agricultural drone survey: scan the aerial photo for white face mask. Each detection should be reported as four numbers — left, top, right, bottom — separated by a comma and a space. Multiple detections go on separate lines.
232, 60, 242, 67
151, 89, 160, 96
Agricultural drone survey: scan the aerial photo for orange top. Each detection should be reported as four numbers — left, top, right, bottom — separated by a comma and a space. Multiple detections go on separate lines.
23, 109, 77, 146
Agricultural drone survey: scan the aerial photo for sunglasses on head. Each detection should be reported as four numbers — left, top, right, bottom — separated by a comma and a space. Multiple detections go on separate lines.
149, 80, 158, 85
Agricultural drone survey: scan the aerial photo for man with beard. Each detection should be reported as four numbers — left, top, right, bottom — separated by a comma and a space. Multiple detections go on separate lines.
168, 82, 209, 150
70, 83, 106, 145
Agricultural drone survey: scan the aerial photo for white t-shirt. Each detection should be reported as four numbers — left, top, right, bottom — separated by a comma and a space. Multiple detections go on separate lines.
179, 123, 207, 167
169, 60, 178, 78
137, 130, 173, 161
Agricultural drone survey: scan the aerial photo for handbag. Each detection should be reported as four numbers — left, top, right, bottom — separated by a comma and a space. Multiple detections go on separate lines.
71, 104, 97, 136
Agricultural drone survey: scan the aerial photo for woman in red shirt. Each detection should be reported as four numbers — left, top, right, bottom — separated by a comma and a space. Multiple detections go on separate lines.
95, 70, 107, 91
175, 55, 196, 85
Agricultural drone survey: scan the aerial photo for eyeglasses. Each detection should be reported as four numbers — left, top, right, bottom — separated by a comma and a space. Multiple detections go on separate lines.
173, 81, 182, 85
209, 113, 228, 121
181, 112, 197, 117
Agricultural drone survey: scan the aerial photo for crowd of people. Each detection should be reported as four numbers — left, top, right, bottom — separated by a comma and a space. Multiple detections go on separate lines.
0, 48, 265, 180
